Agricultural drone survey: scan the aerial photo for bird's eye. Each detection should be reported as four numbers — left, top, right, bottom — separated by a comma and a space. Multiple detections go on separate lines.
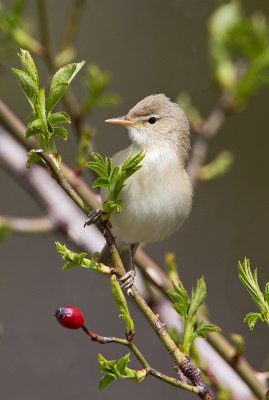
148, 117, 157, 124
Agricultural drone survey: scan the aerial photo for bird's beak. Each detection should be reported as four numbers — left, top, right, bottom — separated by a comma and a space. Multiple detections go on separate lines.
105, 116, 135, 126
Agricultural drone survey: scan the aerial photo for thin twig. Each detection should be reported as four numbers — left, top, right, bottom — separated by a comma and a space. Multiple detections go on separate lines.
36, 0, 86, 139
82, 325, 201, 395
187, 95, 232, 184
36, 0, 54, 70
61, 0, 86, 51
36, 150, 90, 215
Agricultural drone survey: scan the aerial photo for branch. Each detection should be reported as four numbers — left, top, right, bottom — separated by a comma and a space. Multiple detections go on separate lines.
36, 2, 90, 140
61, 0, 86, 51
37, 0, 54, 70
187, 95, 232, 185
0, 215, 55, 234
87, 216, 213, 399
82, 325, 201, 395
36, 150, 90, 215
0, 128, 104, 255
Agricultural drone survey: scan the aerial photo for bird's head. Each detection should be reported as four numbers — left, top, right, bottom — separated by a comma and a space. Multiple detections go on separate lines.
105, 94, 191, 165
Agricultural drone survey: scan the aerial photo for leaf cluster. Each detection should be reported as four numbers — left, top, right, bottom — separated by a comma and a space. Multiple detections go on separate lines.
55, 242, 111, 275
98, 353, 146, 390
82, 64, 120, 113
86, 150, 145, 214
168, 277, 220, 354
12, 49, 84, 154
238, 258, 269, 330
209, 2, 269, 106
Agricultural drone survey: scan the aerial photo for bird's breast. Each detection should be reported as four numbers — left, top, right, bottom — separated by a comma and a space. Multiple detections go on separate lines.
101, 149, 192, 245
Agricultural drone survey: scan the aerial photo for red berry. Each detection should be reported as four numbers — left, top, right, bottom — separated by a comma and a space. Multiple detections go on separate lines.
55, 305, 85, 329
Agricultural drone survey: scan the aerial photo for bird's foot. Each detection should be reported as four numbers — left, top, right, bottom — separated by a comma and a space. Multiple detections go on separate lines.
120, 270, 136, 291
84, 209, 103, 227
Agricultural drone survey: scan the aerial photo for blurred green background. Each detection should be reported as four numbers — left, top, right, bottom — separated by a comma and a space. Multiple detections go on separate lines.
0, 1, 269, 399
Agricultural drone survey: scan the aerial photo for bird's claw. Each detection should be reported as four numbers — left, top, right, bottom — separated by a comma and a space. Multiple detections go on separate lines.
84, 209, 103, 227
120, 270, 136, 291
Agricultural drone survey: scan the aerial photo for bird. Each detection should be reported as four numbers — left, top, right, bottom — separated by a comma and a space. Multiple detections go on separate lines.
99, 94, 193, 289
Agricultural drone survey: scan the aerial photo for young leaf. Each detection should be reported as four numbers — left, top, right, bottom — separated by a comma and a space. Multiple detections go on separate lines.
48, 111, 71, 126
86, 150, 144, 215
86, 162, 108, 178
188, 277, 207, 319
18, 49, 39, 86
168, 281, 189, 319
110, 275, 135, 338
92, 177, 110, 188
244, 312, 262, 331
238, 258, 269, 328
55, 242, 110, 274
116, 353, 130, 374
52, 127, 68, 140
99, 374, 116, 390
12, 68, 38, 110
26, 149, 41, 168
98, 353, 146, 390
46, 61, 85, 112
194, 321, 221, 339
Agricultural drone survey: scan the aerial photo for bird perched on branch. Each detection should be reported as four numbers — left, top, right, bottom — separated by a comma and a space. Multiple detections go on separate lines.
101, 94, 193, 289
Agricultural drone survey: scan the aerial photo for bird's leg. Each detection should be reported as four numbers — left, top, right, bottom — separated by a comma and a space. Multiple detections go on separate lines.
84, 209, 114, 249
120, 243, 138, 290
84, 209, 103, 227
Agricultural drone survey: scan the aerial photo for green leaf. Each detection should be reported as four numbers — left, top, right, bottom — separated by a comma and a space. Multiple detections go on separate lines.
36, 88, 46, 121
46, 60, 85, 112
264, 282, 269, 304
52, 127, 68, 141
86, 150, 144, 216
55, 242, 110, 274
103, 199, 123, 214
110, 275, 135, 337
26, 149, 41, 168
168, 281, 189, 319
86, 161, 108, 178
116, 353, 130, 374
27, 118, 44, 131
12, 67, 38, 110
99, 374, 116, 390
188, 277, 207, 319
123, 367, 147, 382
48, 111, 71, 126
238, 258, 269, 328
98, 353, 146, 390
194, 321, 221, 339
25, 118, 44, 138
92, 177, 110, 188
244, 312, 262, 330
109, 166, 119, 185
18, 49, 39, 86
